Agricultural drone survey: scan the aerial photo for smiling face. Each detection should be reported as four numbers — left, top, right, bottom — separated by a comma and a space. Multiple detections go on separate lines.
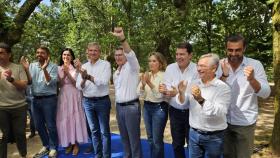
36, 48, 49, 63
226, 41, 245, 67
197, 57, 217, 81
62, 50, 72, 65
87, 45, 100, 63
114, 49, 127, 66
148, 55, 160, 73
176, 48, 192, 70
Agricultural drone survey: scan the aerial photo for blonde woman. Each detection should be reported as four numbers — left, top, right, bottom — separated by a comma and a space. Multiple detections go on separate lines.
138, 52, 168, 158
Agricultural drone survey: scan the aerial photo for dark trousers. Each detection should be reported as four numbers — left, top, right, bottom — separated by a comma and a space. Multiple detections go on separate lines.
0, 106, 27, 158
169, 106, 190, 158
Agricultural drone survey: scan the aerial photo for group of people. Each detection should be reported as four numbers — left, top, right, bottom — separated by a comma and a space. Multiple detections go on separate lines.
0, 27, 271, 158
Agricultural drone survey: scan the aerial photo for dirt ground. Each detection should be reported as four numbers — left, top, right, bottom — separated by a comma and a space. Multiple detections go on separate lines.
7, 85, 279, 158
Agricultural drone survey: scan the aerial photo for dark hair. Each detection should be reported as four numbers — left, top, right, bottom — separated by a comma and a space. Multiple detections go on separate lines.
59, 48, 76, 66
115, 46, 124, 51
225, 34, 247, 48
177, 42, 193, 54
37, 45, 50, 54
149, 52, 167, 71
0, 42, 11, 53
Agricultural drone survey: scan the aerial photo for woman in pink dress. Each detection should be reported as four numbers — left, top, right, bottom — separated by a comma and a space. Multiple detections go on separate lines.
56, 48, 88, 155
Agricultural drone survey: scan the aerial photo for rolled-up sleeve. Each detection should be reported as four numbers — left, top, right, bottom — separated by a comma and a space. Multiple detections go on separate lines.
254, 61, 271, 99
94, 62, 111, 86
202, 84, 231, 116
125, 50, 140, 73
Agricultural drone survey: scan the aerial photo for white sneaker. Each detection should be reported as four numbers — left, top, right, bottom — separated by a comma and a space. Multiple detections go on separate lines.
48, 149, 57, 158
33, 147, 49, 158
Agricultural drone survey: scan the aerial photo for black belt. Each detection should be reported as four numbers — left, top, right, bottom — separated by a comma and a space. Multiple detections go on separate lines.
33, 94, 56, 99
169, 106, 189, 113
192, 127, 224, 135
144, 101, 163, 105
117, 98, 139, 106
84, 95, 109, 101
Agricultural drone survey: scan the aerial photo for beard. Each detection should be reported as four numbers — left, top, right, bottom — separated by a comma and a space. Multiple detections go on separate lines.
228, 55, 243, 64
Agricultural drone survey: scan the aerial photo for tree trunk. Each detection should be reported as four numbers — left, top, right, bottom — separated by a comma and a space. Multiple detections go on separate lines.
271, 0, 280, 156
0, 0, 42, 46
156, 37, 173, 64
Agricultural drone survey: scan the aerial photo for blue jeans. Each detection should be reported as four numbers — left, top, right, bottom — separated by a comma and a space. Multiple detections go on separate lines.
83, 96, 111, 158
143, 101, 168, 158
189, 128, 225, 158
32, 96, 58, 150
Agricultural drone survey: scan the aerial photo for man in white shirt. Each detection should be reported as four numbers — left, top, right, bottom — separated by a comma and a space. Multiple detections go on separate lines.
159, 42, 199, 158
177, 53, 231, 158
218, 34, 271, 158
75, 42, 112, 158
112, 27, 142, 158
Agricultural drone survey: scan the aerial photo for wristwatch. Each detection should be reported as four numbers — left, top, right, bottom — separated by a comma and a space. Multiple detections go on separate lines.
6, 77, 15, 83
222, 73, 229, 77
198, 98, 205, 105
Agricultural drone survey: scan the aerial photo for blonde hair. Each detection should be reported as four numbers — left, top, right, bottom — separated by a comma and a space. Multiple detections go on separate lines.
149, 52, 167, 71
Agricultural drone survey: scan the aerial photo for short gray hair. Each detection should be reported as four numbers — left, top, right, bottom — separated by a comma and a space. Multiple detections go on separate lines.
199, 53, 220, 67
87, 42, 101, 51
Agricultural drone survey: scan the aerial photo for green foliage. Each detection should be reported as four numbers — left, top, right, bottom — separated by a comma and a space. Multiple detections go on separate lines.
2, 0, 273, 72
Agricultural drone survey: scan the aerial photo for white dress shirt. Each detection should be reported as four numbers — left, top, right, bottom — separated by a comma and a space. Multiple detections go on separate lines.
76, 59, 111, 97
113, 50, 140, 103
176, 78, 232, 131
217, 56, 271, 126
163, 62, 199, 109
137, 71, 164, 103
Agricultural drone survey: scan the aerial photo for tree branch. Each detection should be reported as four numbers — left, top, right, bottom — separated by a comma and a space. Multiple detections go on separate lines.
7, 0, 42, 46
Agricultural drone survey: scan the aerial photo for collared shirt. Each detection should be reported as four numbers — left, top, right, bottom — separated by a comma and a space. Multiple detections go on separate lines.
217, 56, 271, 126
0, 63, 27, 109
176, 78, 232, 131
163, 62, 199, 109
76, 59, 111, 97
113, 50, 140, 103
137, 71, 164, 103
29, 62, 58, 96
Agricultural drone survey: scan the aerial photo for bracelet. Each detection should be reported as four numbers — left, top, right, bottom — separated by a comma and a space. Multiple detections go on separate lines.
222, 73, 229, 77
120, 38, 126, 43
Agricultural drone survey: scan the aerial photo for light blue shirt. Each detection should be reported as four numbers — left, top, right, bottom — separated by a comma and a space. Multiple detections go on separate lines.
29, 62, 58, 96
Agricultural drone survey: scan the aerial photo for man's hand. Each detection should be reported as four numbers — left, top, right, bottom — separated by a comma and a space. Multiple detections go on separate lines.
191, 85, 203, 102
111, 27, 126, 41
20, 56, 29, 70
178, 80, 187, 94
178, 80, 187, 104
166, 86, 178, 97
81, 70, 88, 80
41, 57, 50, 70
220, 59, 230, 77
244, 66, 254, 81
74, 58, 82, 71
2, 69, 12, 78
